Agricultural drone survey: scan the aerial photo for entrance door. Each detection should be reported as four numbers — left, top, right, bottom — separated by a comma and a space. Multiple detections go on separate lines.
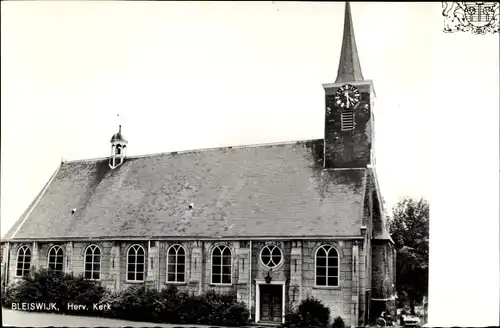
259, 284, 282, 322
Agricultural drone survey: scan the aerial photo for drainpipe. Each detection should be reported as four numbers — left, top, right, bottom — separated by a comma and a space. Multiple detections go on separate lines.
148, 240, 151, 289
248, 240, 252, 320
353, 241, 360, 327
158, 241, 161, 291
4, 242, 10, 286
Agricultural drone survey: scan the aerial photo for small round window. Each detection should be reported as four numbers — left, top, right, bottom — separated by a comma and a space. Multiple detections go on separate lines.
260, 245, 283, 268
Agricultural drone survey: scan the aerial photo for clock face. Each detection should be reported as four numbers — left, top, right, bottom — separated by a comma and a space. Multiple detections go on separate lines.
334, 84, 361, 109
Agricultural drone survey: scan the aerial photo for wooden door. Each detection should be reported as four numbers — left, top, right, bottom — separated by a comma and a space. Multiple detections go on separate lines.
260, 284, 283, 322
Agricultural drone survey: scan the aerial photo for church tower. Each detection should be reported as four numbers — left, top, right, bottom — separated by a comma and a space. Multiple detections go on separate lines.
323, 2, 375, 169
109, 125, 128, 169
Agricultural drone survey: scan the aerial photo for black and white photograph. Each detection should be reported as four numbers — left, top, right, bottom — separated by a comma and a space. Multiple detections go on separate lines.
1, 2, 498, 328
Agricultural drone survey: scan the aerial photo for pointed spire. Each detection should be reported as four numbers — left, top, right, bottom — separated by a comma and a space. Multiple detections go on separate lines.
335, 2, 364, 83
119, 125, 122, 134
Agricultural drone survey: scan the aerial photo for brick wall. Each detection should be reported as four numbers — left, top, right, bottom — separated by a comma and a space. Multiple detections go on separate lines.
72, 242, 114, 290
8, 242, 31, 283
5, 238, 379, 327
371, 240, 396, 319
301, 240, 355, 327
324, 82, 374, 169
371, 241, 394, 300
119, 241, 148, 290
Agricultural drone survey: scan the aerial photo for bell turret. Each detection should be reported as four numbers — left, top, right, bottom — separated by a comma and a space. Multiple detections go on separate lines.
109, 125, 128, 169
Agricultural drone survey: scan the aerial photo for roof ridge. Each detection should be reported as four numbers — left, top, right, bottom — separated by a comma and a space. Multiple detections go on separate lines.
63, 138, 324, 164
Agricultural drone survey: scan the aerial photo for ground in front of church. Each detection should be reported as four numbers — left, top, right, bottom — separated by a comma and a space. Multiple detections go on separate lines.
1, 309, 278, 328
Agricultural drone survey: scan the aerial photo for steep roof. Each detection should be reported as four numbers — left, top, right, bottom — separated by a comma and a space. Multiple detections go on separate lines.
335, 2, 364, 83
3, 139, 382, 241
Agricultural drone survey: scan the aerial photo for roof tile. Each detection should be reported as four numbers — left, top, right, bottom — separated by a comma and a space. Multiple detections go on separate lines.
7, 139, 370, 240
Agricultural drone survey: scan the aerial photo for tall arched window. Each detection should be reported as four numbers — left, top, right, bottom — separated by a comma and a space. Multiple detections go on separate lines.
127, 244, 145, 281
16, 245, 31, 277
48, 245, 64, 274
84, 245, 101, 280
211, 245, 232, 285
315, 244, 339, 287
167, 244, 186, 283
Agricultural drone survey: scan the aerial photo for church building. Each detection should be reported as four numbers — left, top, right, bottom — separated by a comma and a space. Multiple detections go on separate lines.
1, 3, 396, 327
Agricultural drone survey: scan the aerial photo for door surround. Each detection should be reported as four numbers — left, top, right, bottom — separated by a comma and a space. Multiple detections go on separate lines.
255, 279, 286, 324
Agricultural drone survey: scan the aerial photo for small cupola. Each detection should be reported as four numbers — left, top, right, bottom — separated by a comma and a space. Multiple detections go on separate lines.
109, 125, 128, 169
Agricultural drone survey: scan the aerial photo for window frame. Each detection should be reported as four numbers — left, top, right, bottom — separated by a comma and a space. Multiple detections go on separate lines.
84, 244, 102, 281
47, 245, 64, 274
126, 244, 146, 282
16, 245, 32, 277
166, 244, 187, 284
341, 110, 355, 131
259, 244, 283, 269
210, 244, 232, 285
314, 244, 340, 288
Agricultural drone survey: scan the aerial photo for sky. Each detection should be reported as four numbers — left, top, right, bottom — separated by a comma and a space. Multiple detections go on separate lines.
1, 2, 499, 326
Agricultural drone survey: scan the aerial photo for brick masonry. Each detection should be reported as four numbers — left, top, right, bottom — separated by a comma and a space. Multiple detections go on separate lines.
370, 240, 397, 320
324, 82, 375, 169
2, 183, 394, 328
4, 236, 395, 328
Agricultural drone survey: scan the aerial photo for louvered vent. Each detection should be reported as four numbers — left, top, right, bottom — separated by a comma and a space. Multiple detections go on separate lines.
341, 110, 355, 131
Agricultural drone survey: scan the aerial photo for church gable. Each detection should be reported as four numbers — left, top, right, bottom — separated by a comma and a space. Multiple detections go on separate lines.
4, 139, 371, 241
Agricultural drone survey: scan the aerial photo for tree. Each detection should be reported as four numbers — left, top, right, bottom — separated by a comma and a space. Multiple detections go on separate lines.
388, 197, 429, 315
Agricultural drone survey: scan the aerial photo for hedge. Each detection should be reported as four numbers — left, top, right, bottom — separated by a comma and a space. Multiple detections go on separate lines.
2, 269, 249, 326
282, 296, 331, 328
2, 268, 106, 316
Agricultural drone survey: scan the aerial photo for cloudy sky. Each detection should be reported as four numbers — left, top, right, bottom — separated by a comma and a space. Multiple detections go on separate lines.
1, 2, 499, 325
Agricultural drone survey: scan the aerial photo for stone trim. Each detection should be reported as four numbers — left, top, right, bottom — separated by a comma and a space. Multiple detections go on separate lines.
165, 243, 187, 284
83, 244, 102, 281
371, 298, 393, 301
313, 243, 342, 288
125, 244, 146, 283
257, 243, 285, 272
32, 241, 40, 271
7, 236, 366, 243
14, 244, 31, 277
47, 244, 65, 273
254, 279, 286, 324
209, 243, 234, 286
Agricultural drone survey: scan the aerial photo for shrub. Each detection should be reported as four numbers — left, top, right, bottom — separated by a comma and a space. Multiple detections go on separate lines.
100, 285, 249, 326
282, 297, 331, 328
194, 290, 249, 326
332, 316, 345, 328
98, 284, 165, 322
2, 268, 106, 315
5, 268, 250, 326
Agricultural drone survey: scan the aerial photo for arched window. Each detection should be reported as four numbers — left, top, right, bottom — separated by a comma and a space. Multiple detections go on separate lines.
127, 244, 145, 281
116, 145, 122, 155
16, 245, 31, 277
84, 245, 101, 280
48, 245, 64, 274
167, 244, 186, 283
211, 245, 232, 285
315, 245, 339, 287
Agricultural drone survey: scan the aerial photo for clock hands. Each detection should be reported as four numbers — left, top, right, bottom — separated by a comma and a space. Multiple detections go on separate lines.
344, 91, 354, 108
335, 84, 360, 109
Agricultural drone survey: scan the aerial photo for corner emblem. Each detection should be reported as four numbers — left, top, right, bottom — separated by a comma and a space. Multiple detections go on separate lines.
442, 2, 499, 34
